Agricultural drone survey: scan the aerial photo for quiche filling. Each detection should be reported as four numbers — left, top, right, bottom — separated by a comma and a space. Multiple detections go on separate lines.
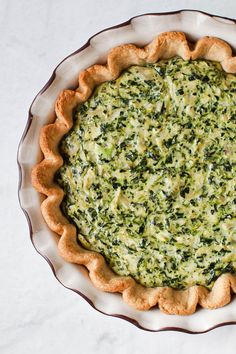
56, 57, 236, 289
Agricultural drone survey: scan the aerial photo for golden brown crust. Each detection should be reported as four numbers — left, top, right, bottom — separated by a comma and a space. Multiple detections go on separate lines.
32, 31, 236, 314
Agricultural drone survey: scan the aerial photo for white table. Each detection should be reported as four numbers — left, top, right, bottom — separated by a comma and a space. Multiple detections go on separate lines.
1, 0, 236, 353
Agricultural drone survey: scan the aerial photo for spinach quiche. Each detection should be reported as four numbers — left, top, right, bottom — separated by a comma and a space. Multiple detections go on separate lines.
32, 32, 236, 315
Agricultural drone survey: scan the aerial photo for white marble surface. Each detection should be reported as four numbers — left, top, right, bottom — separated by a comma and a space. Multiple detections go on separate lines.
1, 0, 236, 353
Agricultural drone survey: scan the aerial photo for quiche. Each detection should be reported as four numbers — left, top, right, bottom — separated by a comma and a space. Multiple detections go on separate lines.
32, 32, 236, 315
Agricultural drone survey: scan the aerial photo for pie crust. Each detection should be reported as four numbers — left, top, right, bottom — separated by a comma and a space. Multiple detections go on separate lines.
32, 32, 236, 315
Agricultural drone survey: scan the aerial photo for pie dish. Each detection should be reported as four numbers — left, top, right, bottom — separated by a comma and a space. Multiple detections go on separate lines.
18, 10, 236, 331
31, 29, 236, 315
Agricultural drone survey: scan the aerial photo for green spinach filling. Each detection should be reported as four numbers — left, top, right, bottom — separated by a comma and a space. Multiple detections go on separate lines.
56, 57, 236, 289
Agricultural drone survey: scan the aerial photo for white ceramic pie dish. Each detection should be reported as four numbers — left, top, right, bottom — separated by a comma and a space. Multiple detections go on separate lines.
18, 10, 236, 333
